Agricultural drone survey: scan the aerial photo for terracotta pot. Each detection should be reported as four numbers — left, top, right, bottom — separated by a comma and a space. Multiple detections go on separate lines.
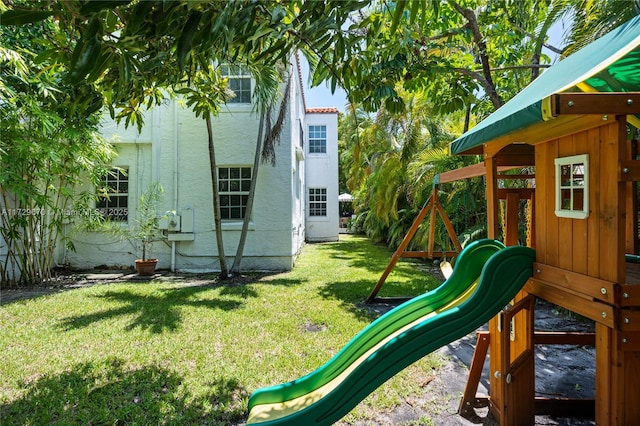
135, 259, 158, 276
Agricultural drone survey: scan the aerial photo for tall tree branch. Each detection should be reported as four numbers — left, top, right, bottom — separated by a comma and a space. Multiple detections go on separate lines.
448, 0, 502, 108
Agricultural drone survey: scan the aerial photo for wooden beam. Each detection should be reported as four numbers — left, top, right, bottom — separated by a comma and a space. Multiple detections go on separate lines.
483, 115, 605, 159
438, 163, 486, 183
619, 309, 640, 331
366, 195, 434, 303
620, 284, 640, 306
625, 141, 638, 254
437, 163, 520, 183
619, 331, 640, 351
485, 156, 500, 239
532, 262, 616, 304
551, 92, 640, 116
525, 279, 615, 327
619, 159, 640, 181
505, 192, 520, 246
435, 200, 463, 253
497, 174, 536, 180
427, 189, 438, 258
497, 188, 535, 200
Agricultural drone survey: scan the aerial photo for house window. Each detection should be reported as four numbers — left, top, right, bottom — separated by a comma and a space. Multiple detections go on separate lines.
308, 125, 327, 154
219, 166, 251, 220
309, 188, 327, 216
96, 168, 128, 221
555, 154, 589, 219
220, 64, 251, 104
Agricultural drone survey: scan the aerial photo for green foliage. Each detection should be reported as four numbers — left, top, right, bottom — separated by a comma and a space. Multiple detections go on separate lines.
340, 90, 482, 250
0, 0, 368, 129
335, 0, 594, 251
0, 23, 116, 287
562, 0, 640, 55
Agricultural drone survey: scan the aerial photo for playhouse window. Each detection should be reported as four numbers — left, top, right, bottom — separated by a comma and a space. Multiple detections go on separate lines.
218, 166, 252, 220
555, 154, 589, 219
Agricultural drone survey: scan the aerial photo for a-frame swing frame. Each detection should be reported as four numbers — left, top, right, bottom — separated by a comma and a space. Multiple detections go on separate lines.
366, 163, 518, 303
366, 183, 462, 303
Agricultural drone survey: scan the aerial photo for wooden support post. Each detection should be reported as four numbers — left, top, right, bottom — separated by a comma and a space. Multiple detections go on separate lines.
485, 156, 500, 239
367, 184, 463, 302
500, 295, 535, 424
435, 199, 463, 253
529, 191, 536, 250
626, 140, 638, 254
427, 189, 439, 258
505, 192, 520, 246
459, 331, 490, 418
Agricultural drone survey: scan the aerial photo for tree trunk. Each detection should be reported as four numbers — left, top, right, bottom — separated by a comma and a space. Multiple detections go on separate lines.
449, 0, 503, 109
230, 111, 266, 275
230, 74, 291, 275
206, 112, 229, 278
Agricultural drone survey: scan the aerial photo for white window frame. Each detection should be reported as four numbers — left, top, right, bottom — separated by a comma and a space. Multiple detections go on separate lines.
218, 166, 252, 220
555, 154, 589, 219
308, 125, 327, 154
220, 64, 252, 104
309, 188, 327, 217
96, 167, 129, 221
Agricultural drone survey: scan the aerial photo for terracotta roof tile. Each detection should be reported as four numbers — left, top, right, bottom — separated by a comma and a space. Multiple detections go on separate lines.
305, 107, 339, 114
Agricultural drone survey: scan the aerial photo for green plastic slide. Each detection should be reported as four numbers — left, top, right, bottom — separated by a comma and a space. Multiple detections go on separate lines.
247, 239, 535, 425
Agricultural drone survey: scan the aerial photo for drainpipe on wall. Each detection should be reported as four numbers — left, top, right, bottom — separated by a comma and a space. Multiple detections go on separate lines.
171, 102, 179, 272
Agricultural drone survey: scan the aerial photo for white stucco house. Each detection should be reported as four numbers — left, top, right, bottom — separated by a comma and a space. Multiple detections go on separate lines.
61, 56, 339, 273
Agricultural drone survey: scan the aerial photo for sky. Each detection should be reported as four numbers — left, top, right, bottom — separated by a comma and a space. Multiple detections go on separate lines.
298, 55, 349, 112
299, 18, 571, 114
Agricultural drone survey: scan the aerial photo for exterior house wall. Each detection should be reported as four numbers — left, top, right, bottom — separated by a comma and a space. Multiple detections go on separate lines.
61, 59, 338, 273
304, 111, 339, 242
290, 69, 307, 253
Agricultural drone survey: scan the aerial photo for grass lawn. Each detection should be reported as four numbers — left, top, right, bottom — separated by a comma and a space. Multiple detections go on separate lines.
0, 235, 444, 425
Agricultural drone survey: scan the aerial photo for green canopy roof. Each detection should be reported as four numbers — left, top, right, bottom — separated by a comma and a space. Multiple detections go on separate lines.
450, 15, 640, 155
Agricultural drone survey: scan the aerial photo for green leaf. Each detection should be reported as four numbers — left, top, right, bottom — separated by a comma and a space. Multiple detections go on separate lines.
271, 5, 286, 23
0, 10, 56, 26
409, 0, 420, 25
247, 26, 273, 42
33, 48, 59, 65
79, 0, 131, 15
69, 36, 102, 81
177, 11, 202, 70
390, 0, 407, 33
87, 50, 114, 82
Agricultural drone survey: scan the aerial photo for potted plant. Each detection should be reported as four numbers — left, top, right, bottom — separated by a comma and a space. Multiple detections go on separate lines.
132, 182, 165, 275
114, 182, 165, 276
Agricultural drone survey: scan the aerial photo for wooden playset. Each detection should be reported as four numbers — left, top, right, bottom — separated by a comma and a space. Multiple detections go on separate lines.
450, 18, 640, 424
373, 16, 640, 424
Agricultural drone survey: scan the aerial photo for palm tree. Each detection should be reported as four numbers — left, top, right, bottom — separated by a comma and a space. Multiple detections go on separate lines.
230, 64, 291, 275
344, 89, 466, 248
562, 0, 640, 55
